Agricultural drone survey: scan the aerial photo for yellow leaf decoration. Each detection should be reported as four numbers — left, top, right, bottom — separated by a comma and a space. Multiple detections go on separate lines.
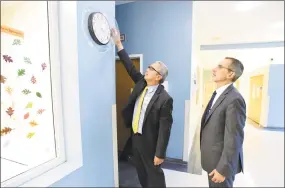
29, 120, 38, 127
5, 86, 13, 95
27, 132, 35, 139
25, 102, 33, 109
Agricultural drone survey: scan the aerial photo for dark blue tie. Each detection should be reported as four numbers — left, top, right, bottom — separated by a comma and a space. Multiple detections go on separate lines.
202, 91, 217, 125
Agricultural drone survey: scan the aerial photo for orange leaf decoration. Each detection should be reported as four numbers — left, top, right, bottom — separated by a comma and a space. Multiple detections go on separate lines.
24, 112, 30, 119
6, 107, 14, 117
29, 120, 38, 127
1, 75, 6, 84
1, 127, 13, 136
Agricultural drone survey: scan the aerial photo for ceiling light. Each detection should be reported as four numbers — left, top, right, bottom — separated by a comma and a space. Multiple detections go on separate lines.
235, 1, 263, 11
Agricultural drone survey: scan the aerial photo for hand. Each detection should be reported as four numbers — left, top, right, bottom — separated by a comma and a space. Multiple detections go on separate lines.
154, 156, 164, 166
111, 28, 121, 45
209, 169, 225, 183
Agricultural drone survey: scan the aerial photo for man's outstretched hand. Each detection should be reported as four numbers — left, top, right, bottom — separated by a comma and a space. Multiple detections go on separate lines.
111, 28, 123, 51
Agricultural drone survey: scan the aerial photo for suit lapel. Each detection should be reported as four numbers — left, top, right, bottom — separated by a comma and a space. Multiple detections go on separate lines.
203, 84, 234, 126
142, 84, 163, 125
130, 80, 147, 104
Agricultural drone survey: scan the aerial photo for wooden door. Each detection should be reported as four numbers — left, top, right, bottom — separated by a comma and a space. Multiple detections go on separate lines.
248, 75, 264, 124
116, 58, 140, 151
203, 81, 216, 108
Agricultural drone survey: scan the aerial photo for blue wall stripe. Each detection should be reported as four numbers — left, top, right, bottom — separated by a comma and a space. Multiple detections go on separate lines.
200, 41, 284, 50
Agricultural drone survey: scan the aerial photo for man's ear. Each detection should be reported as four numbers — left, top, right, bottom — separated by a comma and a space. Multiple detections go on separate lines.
229, 71, 235, 80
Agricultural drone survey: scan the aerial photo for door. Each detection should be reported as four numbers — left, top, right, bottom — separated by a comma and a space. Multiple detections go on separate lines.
248, 75, 264, 124
203, 81, 216, 108
116, 58, 140, 152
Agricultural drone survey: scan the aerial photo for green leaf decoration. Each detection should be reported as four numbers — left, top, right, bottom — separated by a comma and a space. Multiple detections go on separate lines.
24, 57, 32, 64
12, 39, 21, 45
36, 92, 42, 98
22, 89, 31, 95
18, 69, 25, 76
25, 102, 33, 109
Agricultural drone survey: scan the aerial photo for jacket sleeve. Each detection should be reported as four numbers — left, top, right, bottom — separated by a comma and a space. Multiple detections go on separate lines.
216, 98, 246, 178
117, 49, 143, 83
155, 97, 173, 159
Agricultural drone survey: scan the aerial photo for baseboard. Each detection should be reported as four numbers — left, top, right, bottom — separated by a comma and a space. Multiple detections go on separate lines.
162, 157, 188, 172
165, 157, 187, 165
263, 127, 284, 132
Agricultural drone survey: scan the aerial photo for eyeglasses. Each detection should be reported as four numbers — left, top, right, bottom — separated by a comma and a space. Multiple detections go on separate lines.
148, 65, 161, 75
217, 64, 235, 72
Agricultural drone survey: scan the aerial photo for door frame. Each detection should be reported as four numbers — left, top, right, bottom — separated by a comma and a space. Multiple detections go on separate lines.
113, 54, 143, 186
115, 54, 144, 73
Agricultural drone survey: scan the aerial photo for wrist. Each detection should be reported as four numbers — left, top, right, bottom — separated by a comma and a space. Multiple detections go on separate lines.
116, 42, 124, 51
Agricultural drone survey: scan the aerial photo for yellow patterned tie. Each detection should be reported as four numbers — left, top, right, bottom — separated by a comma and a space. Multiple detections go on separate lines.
133, 86, 148, 133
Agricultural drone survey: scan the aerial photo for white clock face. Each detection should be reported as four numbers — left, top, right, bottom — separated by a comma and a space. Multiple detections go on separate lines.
91, 12, 111, 45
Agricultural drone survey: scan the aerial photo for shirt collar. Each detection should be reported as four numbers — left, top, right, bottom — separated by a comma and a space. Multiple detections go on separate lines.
215, 83, 232, 95
147, 84, 159, 93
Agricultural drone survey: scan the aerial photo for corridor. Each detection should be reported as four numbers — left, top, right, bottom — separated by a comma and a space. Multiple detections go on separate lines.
164, 123, 284, 187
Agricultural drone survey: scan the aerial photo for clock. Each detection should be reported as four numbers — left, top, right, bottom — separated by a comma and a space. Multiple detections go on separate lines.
88, 12, 111, 45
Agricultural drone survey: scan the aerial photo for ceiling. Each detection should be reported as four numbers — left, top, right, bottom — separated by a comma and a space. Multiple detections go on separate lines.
116, 1, 284, 45
115, 1, 133, 6
200, 47, 284, 71
193, 1, 284, 45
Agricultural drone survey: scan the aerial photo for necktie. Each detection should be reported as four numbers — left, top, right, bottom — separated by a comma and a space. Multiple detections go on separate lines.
202, 91, 217, 125
133, 86, 148, 133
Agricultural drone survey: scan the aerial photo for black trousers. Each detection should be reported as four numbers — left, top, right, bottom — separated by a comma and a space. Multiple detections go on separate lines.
208, 173, 235, 187
132, 134, 166, 188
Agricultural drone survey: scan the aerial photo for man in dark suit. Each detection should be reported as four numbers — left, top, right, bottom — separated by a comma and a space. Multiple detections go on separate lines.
111, 28, 173, 188
200, 57, 246, 187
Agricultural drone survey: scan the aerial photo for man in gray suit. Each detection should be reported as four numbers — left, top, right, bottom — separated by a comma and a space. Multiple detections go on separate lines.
200, 57, 246, 187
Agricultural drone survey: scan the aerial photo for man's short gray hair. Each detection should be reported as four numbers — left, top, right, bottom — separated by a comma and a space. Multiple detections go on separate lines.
155, 61, 168, 83
225, 57, 244, 82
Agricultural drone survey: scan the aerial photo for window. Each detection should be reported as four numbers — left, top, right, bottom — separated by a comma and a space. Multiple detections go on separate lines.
1, 1, 82, 187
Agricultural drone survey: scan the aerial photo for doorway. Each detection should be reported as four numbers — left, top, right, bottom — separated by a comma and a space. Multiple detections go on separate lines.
115, 55, 142, 187
248, 74, 264, 124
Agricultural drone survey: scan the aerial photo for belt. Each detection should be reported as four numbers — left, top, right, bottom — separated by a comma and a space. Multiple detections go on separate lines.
133, 133, 142, 136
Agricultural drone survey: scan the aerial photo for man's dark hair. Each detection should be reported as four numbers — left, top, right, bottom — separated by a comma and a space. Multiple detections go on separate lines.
225, 57, 244, 82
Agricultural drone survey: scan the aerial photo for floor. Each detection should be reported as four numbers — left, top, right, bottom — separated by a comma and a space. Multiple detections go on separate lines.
119, 123, 284, 187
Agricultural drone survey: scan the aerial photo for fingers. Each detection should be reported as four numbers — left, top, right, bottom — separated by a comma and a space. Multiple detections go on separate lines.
209, 170, 215, 176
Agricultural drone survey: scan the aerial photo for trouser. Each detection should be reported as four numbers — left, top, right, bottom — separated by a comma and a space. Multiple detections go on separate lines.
207, 173, 235, 187
132, 134, 166, 188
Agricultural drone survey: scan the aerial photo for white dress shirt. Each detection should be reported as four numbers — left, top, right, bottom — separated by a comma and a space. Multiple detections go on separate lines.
211, 83, 232, 109
132, 84, 159, 134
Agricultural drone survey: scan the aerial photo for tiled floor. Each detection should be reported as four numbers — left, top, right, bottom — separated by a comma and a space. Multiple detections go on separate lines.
164, 123, 284, 187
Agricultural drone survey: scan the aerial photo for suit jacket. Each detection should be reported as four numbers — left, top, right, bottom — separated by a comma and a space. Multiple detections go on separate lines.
200, 84, 246, 178
117, 49, 173, 159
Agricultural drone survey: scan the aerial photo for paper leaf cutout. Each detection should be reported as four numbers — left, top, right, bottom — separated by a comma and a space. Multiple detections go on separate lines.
24, 57, 32, 64
1, 75, 6, 84
18, 69, 26, 76
36, 92, 42, 98
12, 39, 21, 45
22, 89, 31, 95
3, 55, 13, 63
24, 112, 30, 119
29, 120, 38, 127
25, 102, 33, 109
31, 75, 37, 84
1, 127, 13, 136
5, 86, 13, 95
37, 109, 45, 115
6, 107, 14, 117
41, 63, 47, 71
27, 132, 35, 139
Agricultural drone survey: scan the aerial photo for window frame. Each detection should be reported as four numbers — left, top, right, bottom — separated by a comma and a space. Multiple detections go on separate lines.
1, 1, 83, 187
